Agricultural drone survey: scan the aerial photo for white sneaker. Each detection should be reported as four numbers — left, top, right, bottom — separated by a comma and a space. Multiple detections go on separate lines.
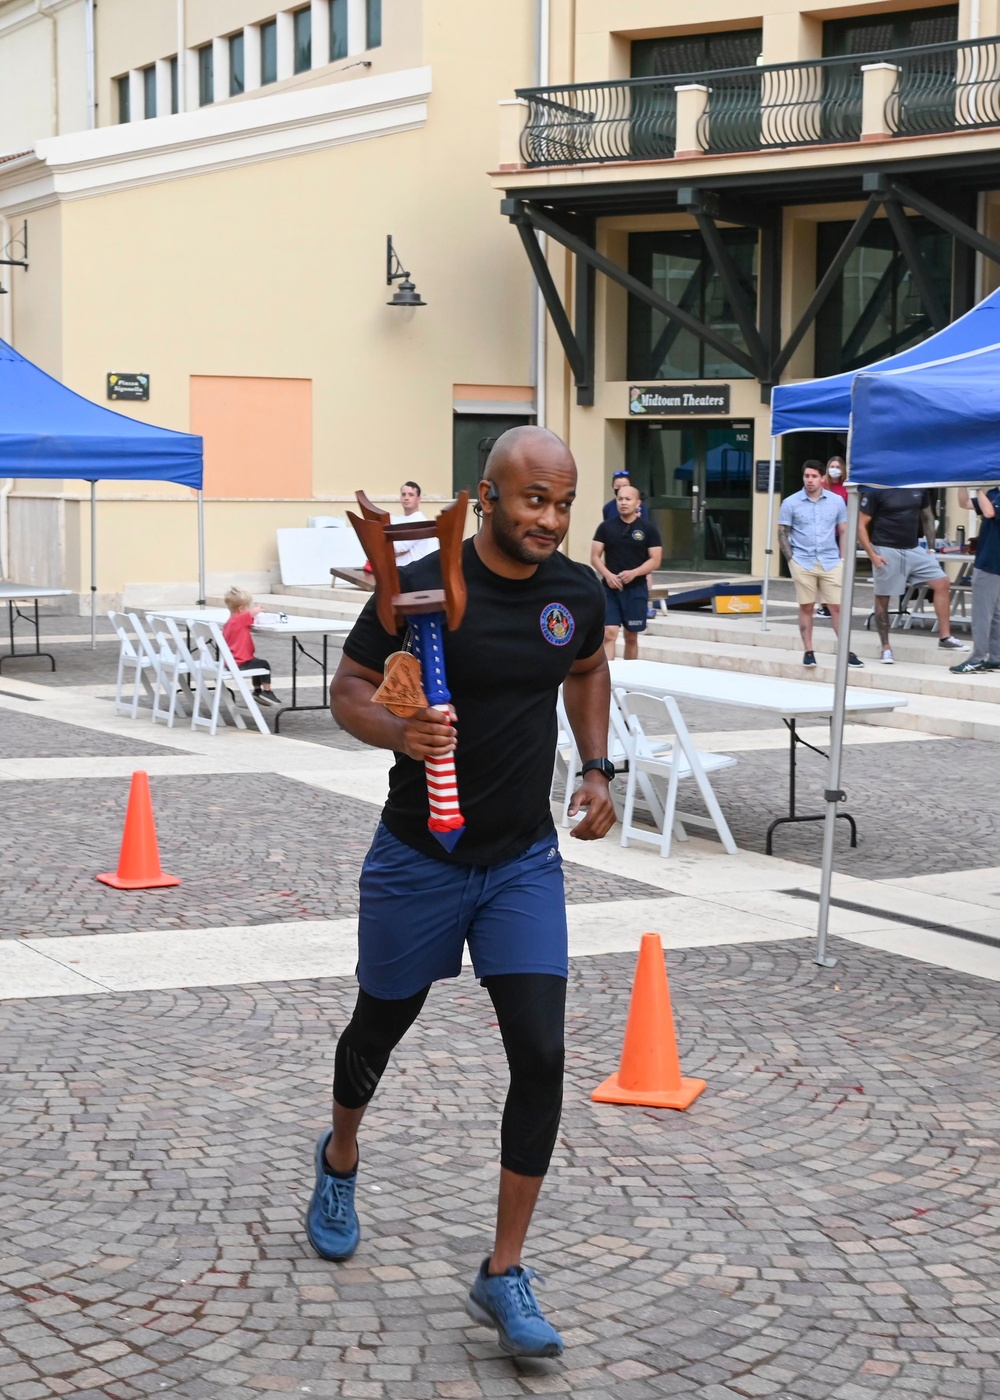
881, 648, 894, 664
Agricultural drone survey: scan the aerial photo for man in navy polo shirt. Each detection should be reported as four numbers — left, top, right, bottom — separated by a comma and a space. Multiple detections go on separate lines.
592, 483, 662, 660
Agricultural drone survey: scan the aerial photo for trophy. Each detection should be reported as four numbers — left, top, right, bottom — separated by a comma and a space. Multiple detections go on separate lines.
347, 492, 469, 851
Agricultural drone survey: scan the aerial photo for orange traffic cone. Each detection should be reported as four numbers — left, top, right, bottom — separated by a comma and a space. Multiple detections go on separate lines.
96, 771, 181, 890
592, 932, 705, 1110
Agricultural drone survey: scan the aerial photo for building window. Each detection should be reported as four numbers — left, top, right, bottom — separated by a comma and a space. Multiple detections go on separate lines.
331, 0, 348, 60
814, 217, 953, 376
230, 32, 245, 94
143, 65, 156, 118
631, 27, 761, 78
261, 19, 278, 84
198, 44, 214, 105
627, 230, 758, 380
822, 5, 957, 56
294, 7, 312, 72
366, 0, 381, 50
170, 55, 179, 112
117, 74, 130, 123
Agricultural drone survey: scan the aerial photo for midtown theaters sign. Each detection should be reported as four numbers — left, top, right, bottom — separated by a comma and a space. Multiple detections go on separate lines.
629, 384, 730, 415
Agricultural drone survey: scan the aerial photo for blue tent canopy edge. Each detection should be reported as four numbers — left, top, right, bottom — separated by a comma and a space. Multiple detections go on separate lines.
849, 339, 1000, 488
0, 339, 203, 489
770, 286, 1000, 437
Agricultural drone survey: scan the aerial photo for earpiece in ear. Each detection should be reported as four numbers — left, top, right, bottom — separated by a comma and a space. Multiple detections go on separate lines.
484, 479, 499, 502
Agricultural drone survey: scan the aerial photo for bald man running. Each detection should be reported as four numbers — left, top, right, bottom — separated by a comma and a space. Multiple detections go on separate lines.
306, 427, 615, 1358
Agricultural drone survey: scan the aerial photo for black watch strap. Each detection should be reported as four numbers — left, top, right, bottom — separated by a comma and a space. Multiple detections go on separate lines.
581, 758, 615, 781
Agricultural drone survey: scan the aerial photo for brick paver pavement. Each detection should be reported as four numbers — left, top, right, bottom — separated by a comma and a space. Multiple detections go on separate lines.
662, 737, 1000, 879
2, 941, 998, 1398
0, 775, 666, 939
0, 712, 174, 761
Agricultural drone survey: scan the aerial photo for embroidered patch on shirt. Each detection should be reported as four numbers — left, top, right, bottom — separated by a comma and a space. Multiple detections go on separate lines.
540, 602, 575, 646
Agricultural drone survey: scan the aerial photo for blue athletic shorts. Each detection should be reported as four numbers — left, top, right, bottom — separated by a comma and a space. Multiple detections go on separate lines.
356, 824, 568, 999
604, 581, 649, 632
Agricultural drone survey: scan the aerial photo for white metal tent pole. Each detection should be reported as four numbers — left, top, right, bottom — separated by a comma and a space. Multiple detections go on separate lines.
197, 490, 206, 607
89, 481, 97, 651
814, 482, 860, 967
760, 435, 779, 629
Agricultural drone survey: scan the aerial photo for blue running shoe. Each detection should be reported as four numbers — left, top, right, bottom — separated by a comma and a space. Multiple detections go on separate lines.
466, 1258, 563, 1358
304, 1130, 360, 1261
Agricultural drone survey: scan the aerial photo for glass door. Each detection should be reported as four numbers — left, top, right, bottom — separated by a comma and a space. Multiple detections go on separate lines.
626, 421, 753, 571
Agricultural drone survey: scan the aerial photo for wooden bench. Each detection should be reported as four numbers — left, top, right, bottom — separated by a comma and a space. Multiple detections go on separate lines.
330, 567, 375, 592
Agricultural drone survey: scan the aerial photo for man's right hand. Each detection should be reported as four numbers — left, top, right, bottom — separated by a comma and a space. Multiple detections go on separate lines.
871, 553, 887, 570
397, 706, 456, 761
604, 573, 624, 591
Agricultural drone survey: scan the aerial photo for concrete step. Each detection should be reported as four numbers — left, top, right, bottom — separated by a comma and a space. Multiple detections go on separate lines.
644, 610, 972, 668
861, 691, 1000, 742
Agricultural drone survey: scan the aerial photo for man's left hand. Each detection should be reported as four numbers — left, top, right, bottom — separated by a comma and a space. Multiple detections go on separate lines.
567, 772, 617, 840
618, 569, 636, 586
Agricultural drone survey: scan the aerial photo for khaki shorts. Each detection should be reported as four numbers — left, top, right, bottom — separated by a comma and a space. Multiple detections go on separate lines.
790, 558, 843, 606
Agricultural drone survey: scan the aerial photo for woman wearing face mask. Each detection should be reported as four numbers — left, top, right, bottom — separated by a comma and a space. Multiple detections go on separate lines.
815, 457, 849, 615
824, 456, 848, 502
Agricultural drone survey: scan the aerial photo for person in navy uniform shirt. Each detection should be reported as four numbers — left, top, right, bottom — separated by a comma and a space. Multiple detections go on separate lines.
950, 486, 1000, 674
602, 469, 647, 522
304, 427, 616, 1362
592, 483, 662, 660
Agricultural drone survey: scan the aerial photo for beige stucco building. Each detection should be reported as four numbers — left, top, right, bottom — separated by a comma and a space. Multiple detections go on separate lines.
496, 0, 1000, 573
0, 0, 540, 603
1, 0, 999, 600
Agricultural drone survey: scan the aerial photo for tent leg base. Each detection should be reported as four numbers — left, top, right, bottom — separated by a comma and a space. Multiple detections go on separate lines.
766, 810, 857, 856
814, 953, 838, 968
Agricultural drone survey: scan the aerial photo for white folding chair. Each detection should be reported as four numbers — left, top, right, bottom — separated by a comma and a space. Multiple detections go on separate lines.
108, 611, 156, 718
552, 692, 582, 827
617, 690, 739, 858
190, 619, 270, 736
144, 614, 197, 728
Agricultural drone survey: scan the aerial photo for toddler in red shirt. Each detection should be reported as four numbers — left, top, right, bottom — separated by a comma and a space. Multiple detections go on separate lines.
222, 587, 280, 706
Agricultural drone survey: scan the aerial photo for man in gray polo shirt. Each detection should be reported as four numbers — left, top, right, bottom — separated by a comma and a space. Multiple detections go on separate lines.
778, 461, 863, 669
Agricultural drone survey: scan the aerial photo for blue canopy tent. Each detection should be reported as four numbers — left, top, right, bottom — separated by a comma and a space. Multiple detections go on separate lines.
806, 339, 1000, 967
761, 287, 1000, 626
0, 340, 204, 647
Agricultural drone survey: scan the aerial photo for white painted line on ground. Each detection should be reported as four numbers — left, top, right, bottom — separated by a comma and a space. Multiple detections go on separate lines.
884, 866, 1000, 912
1, 893, 806, 1002
0, 940, 113, 998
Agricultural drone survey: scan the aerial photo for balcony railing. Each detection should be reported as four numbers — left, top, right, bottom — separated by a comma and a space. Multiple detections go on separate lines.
515, 36, 1000, 166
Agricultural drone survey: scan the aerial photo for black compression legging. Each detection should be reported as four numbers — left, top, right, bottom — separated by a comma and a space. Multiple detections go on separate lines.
333, 973, 566, 1178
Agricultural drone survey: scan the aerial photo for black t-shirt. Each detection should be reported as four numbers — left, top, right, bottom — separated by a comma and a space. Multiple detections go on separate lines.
593, 516, 663, 577
343, 537, 605, 866
858, 487, 931, 549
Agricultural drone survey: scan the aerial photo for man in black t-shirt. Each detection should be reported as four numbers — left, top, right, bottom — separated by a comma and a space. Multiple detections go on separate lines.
591, 484, 663, 660
304, 427, 615, 1360
858, 487, 968, 662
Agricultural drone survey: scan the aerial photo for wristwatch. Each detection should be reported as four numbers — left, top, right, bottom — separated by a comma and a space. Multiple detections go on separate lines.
581, 758, 615, 781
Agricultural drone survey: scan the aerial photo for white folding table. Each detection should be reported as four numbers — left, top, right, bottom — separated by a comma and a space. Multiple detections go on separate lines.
249, 615, 353, 732
0, 584, 73, 672
610, 660, 905, 854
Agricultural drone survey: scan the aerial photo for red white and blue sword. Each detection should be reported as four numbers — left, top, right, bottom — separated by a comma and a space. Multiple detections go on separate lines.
348, 491, 469, 853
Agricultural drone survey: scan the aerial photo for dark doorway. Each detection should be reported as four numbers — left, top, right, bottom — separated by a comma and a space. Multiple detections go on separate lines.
452, 413, 535, 500
627, 420, 753, 571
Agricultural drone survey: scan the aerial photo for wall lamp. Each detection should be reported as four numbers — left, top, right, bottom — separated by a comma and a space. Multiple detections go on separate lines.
386, 234, 426, 308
